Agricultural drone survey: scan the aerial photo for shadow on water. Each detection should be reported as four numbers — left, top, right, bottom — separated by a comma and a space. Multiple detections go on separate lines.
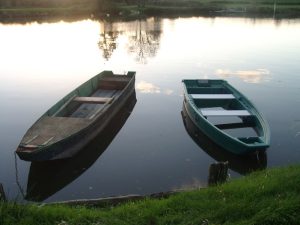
181, 102, 267, 175
25, 91, 137, 202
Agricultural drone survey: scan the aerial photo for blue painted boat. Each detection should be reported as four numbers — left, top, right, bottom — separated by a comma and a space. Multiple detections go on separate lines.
182, 79, 270, 155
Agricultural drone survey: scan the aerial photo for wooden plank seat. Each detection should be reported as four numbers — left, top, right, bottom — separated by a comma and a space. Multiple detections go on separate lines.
73, 96, 114, 104
201, 109, 251, 117
215, 122, 254, 130
100, 76, 131, 82
191, 94, 235, 99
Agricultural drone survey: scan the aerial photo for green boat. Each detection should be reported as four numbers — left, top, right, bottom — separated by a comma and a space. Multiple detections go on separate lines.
16, 71, 135, 161
182, 79, 270, 155
181, 104, 267, 175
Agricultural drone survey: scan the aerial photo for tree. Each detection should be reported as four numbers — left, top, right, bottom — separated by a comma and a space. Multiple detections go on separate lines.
96, 0, 114, 12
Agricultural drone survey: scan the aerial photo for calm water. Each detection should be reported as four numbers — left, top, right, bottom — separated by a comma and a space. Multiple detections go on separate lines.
0, 17, 300, 202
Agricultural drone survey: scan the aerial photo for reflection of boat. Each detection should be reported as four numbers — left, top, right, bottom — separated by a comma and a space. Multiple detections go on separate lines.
16, 71, 135, 161
25, 92, 137, 202
181, 104, 267, 175
182, 79, 270, 155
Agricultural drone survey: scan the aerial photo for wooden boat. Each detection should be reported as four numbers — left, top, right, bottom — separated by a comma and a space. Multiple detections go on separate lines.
25, 93, 136, 201
182, 79, 270, 155
181, 104, 267, 175
16, 71, 135, 161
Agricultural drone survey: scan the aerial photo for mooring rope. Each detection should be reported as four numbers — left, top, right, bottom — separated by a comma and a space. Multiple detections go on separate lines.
14, 152, 25, 199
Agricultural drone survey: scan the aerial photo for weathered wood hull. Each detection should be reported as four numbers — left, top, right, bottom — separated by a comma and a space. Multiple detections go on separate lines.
25, 93, 136, 201
16, 71, 136, 161
182, 79, 270, 155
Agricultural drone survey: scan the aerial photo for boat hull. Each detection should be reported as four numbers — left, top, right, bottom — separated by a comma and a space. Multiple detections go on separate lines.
25, 93, 137, 201
17, 71, 135, 161
181, 104, 267, 175
182, 79, 270, 155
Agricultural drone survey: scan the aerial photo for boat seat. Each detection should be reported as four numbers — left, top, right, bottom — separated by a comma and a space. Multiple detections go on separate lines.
191, 94, 235, 99
201, 109, 251, 117
73, 97, 114, 104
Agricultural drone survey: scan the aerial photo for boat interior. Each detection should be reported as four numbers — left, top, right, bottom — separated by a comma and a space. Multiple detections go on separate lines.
48, 75, 132, 119
18, 75, 132, 150
185, 80, 264, 144
181, 105, 267, 175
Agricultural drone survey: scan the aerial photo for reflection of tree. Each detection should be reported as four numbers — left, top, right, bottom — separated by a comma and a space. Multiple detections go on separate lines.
97, 18, 162, 63
127, 18, 162, 64
98, 22, 120, 61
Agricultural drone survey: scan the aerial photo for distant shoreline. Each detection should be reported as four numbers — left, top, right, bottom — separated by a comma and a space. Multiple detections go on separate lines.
1, 2, 300, 24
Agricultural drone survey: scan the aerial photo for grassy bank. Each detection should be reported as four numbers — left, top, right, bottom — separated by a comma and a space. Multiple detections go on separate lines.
1, 164, 300, 225
1, 0, 300, 23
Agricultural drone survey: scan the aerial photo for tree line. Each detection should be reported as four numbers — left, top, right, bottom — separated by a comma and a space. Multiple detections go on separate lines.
0, 0, 152, 9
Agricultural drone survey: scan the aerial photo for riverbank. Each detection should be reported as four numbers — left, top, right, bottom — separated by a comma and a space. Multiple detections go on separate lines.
1, 164, 300, 225
1, 0, 300, 23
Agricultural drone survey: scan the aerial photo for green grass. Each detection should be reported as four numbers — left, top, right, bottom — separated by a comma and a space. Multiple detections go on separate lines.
1, 164, 300, 225
0, 6, 94, 14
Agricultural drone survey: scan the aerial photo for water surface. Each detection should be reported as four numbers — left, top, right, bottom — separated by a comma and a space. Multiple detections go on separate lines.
0, 17, 300, 202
